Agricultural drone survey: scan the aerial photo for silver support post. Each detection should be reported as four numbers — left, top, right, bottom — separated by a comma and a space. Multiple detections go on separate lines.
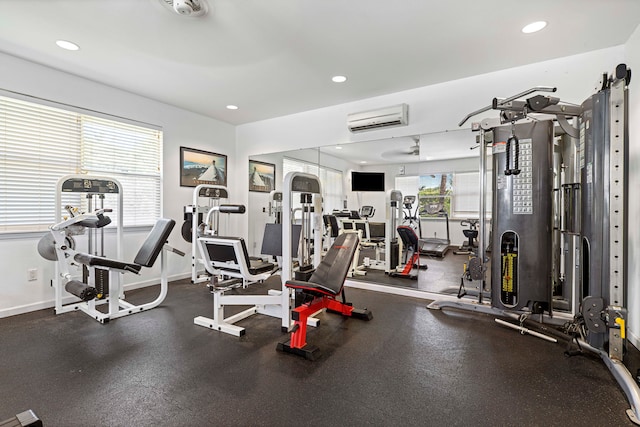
478, 128, 487, 303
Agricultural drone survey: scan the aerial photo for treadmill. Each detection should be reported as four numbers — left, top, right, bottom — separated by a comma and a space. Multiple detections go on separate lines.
419, 201, 450, 257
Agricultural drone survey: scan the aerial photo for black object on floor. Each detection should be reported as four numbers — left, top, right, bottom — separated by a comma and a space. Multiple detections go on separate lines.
0, 410, 42, 427
0, 278, 636, 426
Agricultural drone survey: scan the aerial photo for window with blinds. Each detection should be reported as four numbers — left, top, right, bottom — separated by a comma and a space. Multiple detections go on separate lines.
282, 157, 343, 213
0, 94, 162, 232
396, 171, 492, 219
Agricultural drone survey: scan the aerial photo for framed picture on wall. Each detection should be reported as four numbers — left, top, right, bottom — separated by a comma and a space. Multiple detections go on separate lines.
180, 147, 227, 187
248, 160, 275, 193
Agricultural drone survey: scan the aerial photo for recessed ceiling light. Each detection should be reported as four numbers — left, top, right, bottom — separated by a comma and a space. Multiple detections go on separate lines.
56, 40, 80, 51
521, 21, 547, 34
360, 160, 367, 164
226, 105, 238, 110
332, 75, 347, 83
335, 146, 343, 150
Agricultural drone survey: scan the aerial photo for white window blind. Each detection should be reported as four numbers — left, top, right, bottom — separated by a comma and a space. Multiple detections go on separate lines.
452, 171, 493, 217
81, 116, 161, 226
394, 176, 419, 200
397, 172, 492, 219
282, 158, 343, 213
0, 95, 162, 232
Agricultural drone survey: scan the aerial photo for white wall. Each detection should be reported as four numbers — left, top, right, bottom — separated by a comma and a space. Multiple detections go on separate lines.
0, 52, 235, 317
237, 43, 640, 342
236, 46, 626, 241
247, 149, 359, 256
359, 157, 481, 246
1, 41, 635, 325
235, 44, 640, 340
625, 25, 640, 346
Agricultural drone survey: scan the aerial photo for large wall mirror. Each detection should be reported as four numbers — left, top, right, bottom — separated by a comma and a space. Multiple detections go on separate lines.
247, 128, 493, 296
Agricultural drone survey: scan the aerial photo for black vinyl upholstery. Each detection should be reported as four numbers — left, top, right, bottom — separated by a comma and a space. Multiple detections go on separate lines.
205, 236, 274, 275
73, 253, 142, 273
323, 215, 340, 238
397, 225, 419, 250
134, 218, 176, 267
73, 218, 175, 273
285, 232, 358, 296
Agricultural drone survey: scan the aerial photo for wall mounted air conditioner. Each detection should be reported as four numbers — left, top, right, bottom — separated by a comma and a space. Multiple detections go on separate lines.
347, 104, 409, 133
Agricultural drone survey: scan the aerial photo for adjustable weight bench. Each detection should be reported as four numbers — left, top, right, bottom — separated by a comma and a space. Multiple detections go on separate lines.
277, 232, 372, 360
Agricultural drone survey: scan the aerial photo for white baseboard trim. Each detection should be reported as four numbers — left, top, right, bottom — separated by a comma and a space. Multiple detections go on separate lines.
0, 272, 191, 320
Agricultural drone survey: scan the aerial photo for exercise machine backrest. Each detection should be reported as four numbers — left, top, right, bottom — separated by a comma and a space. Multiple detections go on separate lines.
201, 236, 274, 276
323, 214, 340, 238
303, 232, 359, 296
134, 218, 176, 267
397, 225, 419, 251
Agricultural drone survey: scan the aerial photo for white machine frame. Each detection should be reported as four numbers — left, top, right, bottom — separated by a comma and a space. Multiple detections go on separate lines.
385, 189, 404, 274
50, 175, 182, 323
53, 175, 123, 319
194, 172, 323, 336
189, 184, 229, 284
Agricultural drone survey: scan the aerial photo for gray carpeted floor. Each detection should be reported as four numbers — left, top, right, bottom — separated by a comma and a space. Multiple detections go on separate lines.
0, 278, 636, 426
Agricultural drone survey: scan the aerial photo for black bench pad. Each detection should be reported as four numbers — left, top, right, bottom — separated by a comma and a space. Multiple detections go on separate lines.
284, 232, 358, 296
74, 253, 142, 274
248, 258, 275, 275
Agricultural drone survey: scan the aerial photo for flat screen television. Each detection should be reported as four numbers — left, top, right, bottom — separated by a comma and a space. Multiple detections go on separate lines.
351, 171, 385, 192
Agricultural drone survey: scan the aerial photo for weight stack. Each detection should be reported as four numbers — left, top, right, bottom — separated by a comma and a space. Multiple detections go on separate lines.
491, 120, 554, 313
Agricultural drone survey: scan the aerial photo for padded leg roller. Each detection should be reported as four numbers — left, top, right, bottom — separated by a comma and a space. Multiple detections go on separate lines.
64, 280, 97, 301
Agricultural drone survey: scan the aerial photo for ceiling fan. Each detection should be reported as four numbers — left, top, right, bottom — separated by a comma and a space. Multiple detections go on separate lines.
393, 136, 420, 156
379, 135, 421, 161
407, 136, 420, 156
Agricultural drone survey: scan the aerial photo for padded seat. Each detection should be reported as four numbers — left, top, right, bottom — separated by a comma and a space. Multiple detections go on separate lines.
73, 253, 142, 274
72, 218, 175, 275
248, 257, 275, 275
198, 235, 275, 287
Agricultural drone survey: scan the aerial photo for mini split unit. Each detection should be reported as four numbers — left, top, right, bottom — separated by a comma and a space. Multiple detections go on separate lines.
347, 104, 409, 133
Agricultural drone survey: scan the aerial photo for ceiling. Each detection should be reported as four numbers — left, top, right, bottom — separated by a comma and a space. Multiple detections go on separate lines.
318, 130, 479, 165
0, 0, 638, 126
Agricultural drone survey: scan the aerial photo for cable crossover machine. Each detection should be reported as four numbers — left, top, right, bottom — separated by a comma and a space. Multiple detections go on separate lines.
429, 64, 640, 424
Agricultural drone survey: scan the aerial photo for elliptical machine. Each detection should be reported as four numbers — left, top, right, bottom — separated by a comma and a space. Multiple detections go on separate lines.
453, 219, 479, 255
402, 195, 422, 236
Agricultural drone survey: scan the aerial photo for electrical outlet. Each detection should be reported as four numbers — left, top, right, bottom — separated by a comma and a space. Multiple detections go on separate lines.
28, 268, 38, 281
